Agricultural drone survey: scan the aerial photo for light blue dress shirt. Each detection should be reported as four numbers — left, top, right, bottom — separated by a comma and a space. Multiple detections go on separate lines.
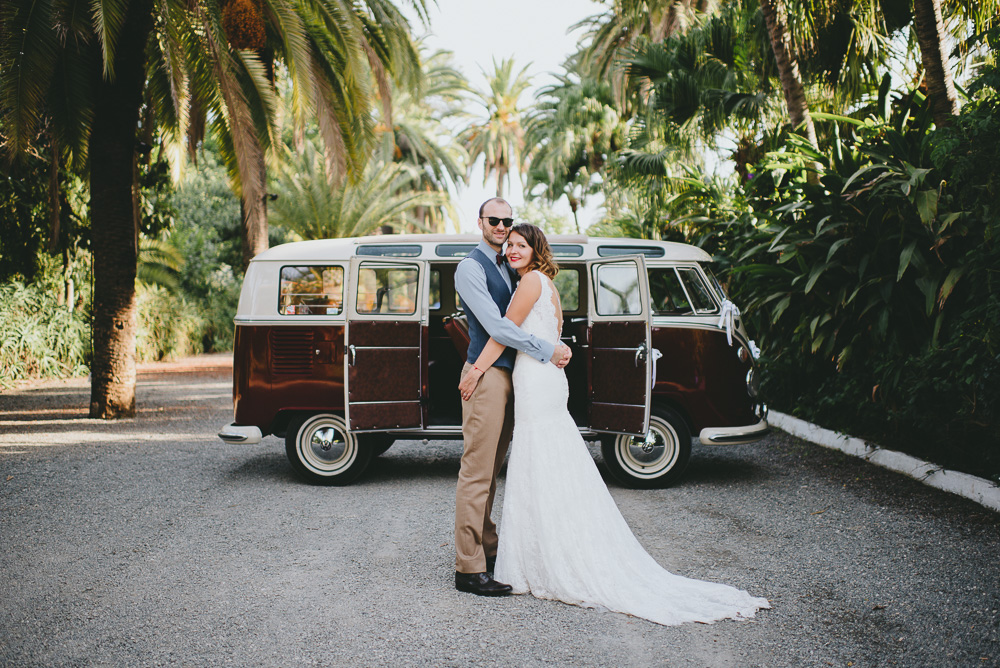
454, 240, 555, 364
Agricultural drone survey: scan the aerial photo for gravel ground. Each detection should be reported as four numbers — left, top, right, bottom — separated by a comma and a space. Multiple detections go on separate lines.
1, 354, 998, 667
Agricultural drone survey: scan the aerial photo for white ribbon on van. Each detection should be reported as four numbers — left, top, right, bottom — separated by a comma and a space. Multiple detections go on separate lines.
717, 299, 740, 346
651, 347, 663, 390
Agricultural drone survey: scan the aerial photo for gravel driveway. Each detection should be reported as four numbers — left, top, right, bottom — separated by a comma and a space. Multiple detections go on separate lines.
1, 354, 998, 667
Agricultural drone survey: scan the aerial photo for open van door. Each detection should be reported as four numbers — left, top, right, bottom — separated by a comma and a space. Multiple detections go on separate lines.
586, 256, 652, 436
345, 258, 427, 432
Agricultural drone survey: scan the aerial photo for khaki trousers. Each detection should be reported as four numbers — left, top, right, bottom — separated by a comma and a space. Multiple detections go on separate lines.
455, 362, 514, 573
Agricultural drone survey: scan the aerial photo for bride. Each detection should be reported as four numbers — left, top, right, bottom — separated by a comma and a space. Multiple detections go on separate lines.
457, 223, 770, 626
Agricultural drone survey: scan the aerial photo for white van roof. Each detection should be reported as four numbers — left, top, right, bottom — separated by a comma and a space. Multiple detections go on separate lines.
251, 234, 713, 263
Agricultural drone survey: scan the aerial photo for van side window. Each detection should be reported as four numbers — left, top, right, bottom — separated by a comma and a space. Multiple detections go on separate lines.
649, 268, 692, 315
677, 268, 718, 313
279, 266, 344, 315
357, 264, 419, 314
649, 267, 719, 315
595, 264, 641, 315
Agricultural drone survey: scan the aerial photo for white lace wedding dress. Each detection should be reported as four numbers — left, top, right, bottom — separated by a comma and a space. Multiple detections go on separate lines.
495, 271, 770, 626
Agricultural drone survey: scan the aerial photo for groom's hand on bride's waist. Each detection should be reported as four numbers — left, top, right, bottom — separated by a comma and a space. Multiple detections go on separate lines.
550, 343, 572, 368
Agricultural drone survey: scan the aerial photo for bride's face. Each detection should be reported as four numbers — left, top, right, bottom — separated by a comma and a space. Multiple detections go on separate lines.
505, 232, 533, 272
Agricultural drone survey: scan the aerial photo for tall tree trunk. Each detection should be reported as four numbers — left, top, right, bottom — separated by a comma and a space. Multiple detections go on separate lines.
47, 138, 60, 253
759, 0, 819, 151
88, 0, 154, 419
239, 49, 274, 271
240, 159, 268, 270
912, 0, 959, 127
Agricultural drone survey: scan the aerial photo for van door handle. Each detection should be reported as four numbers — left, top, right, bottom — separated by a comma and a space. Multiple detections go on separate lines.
634, 341, 647, 366
348, 344, 356, 366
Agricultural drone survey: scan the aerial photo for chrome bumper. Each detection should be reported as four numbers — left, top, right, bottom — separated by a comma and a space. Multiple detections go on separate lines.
218, 423, 263, 445
698, 418, 770, 445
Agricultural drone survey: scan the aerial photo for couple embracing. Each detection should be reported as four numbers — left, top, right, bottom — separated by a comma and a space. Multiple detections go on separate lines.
452, 197, 769, 626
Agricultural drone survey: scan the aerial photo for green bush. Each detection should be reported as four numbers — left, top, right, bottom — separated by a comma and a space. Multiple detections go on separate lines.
167, 148, 244, 353
0, 281, 90, 386
135, 283, 207, 362
724, 75, 1000, 481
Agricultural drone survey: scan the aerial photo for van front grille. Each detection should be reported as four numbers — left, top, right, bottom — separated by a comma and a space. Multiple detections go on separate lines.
270, 329, 315, 375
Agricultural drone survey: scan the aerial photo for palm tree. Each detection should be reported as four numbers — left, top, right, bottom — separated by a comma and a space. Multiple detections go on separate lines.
164, 0, 425, 268
0, 0, 423, 417
269, 135, 451, 239
461, 58, 533, 198
384, 46, 471, 232
0, 0, 157, 417
757, 0, 818, 151
524, 76, 628, 233
622, 6, 782, 167
575, 0, 716, 85
785, 0, 997, 129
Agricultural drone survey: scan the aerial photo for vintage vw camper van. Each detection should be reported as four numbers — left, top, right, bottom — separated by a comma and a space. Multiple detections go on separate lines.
218, 234, 768, 488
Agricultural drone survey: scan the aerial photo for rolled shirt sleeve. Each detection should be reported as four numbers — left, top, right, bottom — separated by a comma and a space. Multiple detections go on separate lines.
454, 257, 556, 365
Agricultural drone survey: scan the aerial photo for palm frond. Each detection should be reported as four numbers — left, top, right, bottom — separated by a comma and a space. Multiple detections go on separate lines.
137, 236, 184, 290
0, 0, 61, 158
198, 5, 266, 206
89, 0, 129, 79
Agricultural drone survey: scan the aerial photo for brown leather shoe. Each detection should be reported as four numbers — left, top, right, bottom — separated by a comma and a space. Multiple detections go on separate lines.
455, 571, 512, 596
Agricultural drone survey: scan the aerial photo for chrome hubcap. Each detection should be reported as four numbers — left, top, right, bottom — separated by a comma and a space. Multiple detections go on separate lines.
298, 416, 356, 475
616, 419, 679, 479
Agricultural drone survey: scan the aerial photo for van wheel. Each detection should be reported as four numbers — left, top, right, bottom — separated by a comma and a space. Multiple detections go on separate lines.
285, 413, 372, 485
601, 406, 691, 489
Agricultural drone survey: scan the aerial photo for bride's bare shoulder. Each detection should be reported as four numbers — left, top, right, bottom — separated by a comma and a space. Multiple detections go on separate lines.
529, 269, 554, 289
510, 270, 542, 307
518, 270, 543, 290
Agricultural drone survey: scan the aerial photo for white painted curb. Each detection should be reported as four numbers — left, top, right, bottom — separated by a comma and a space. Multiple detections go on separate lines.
769, 411, 1000, 514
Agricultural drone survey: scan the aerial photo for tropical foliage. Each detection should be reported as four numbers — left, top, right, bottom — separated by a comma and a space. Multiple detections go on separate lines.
525, 76, 628, 233
384, 46, 471, 232
0, 0, 427, 416
516, 0, 1000, 478
270, 135, 451, 238
725, 79, 1000, 477
267, 44, 469, 238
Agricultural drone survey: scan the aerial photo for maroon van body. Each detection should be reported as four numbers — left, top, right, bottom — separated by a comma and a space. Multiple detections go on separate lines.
220, 234, 767, 488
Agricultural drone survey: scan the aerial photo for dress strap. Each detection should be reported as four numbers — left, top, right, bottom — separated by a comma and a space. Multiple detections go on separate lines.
534, 270, 551, 298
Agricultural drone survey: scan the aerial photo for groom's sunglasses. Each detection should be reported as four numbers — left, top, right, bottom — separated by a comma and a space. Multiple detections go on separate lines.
482, 216, 514, 228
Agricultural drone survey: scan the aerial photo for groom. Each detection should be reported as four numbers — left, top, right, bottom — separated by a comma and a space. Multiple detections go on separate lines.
452, 197, 571, 596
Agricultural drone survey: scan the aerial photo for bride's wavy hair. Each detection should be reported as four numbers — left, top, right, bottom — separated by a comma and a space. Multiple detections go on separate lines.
509, 223, 559, 278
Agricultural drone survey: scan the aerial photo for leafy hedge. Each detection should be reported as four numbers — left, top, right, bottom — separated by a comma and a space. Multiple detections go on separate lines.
0, 281, 90, 386
135, 283, 208, 362
725, 72, 1000, 481
1, 273, 235, 386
